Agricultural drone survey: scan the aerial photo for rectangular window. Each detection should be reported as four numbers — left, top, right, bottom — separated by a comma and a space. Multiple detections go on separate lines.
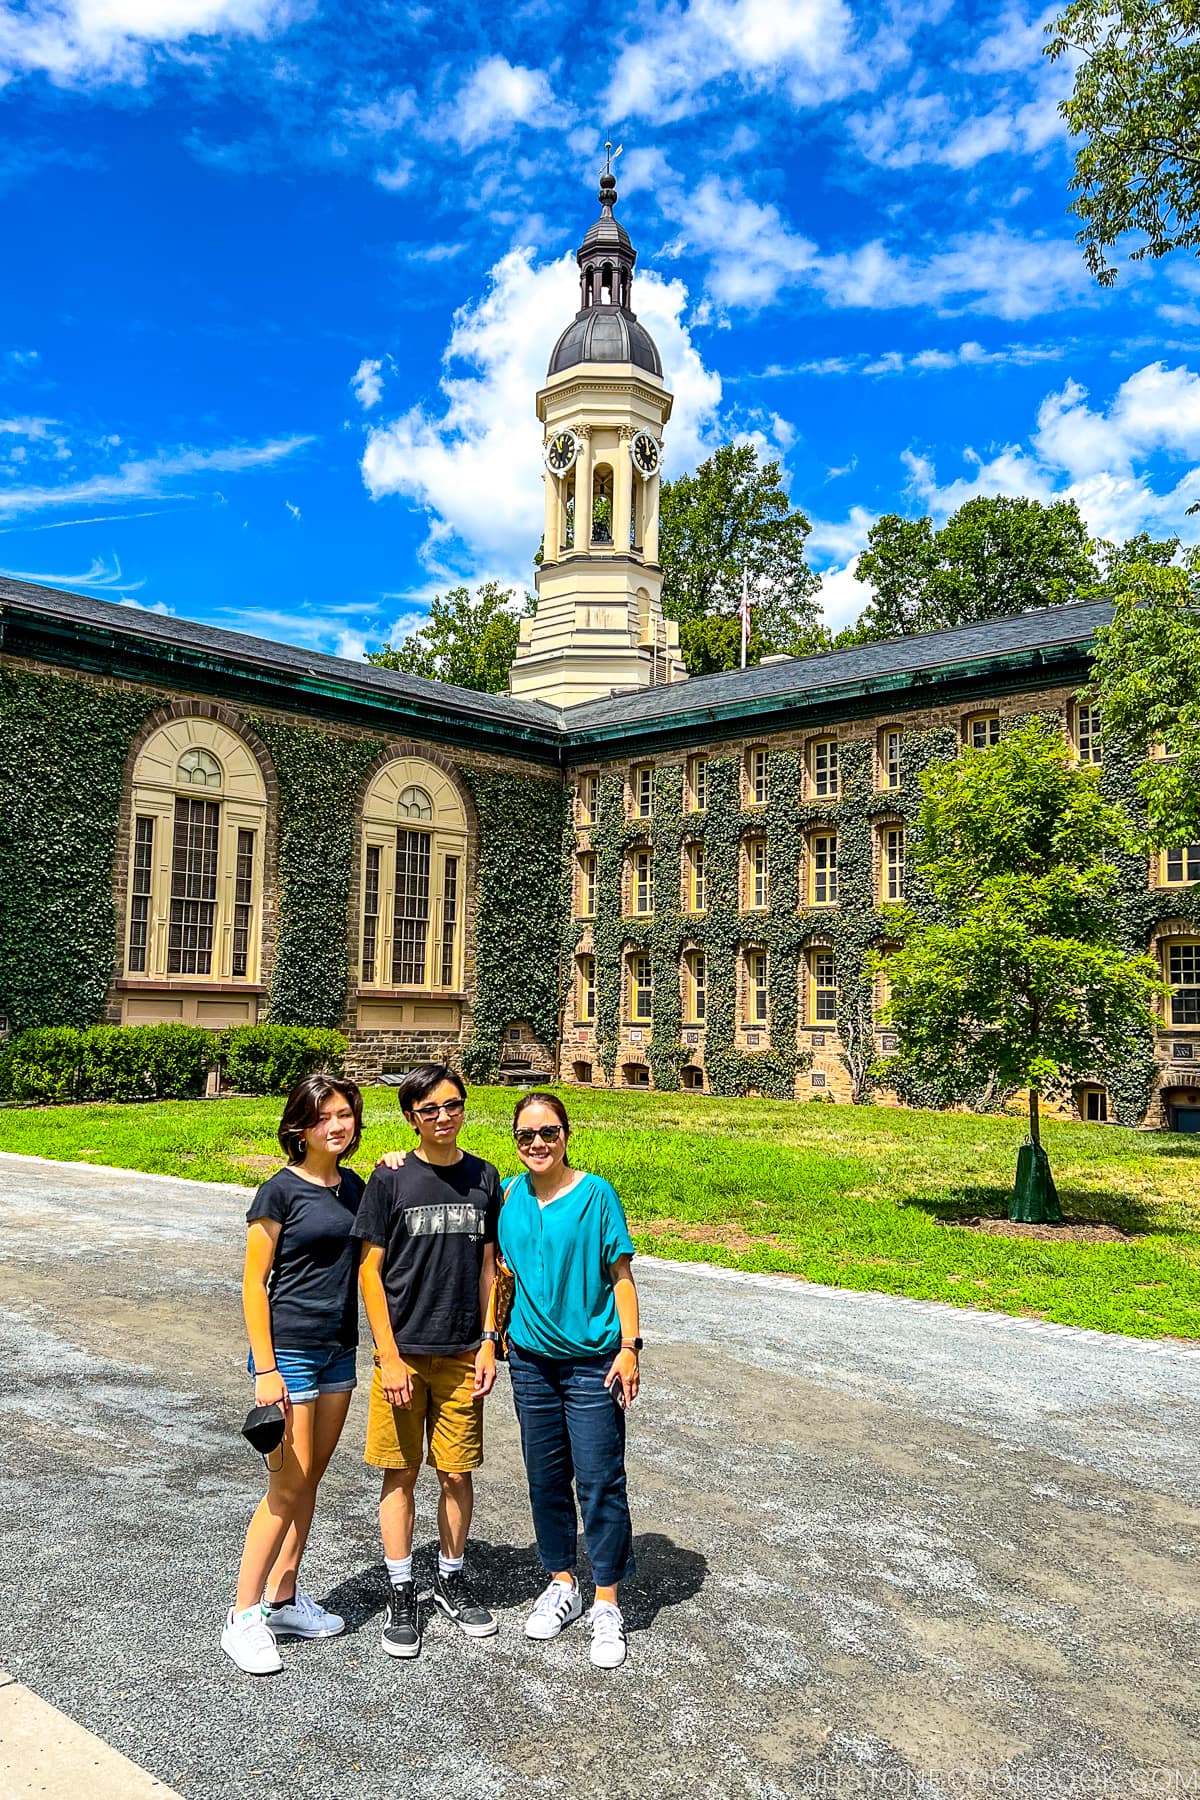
630, 954, 653, 1024
1084, 1089, 1109, 1122
748, 838, 768, 909
231, 829, 255, 978
634, 765, 653, 819
811, 834, 839, 905
127, 815, 154, 974
578, 852, 597, 917
392, 828, 431, 986
750, 747, 770, 806
440, 855, 459, 987
883, 730, 901, 791
810, 950, 837, 1024
578, 773, 598, 824
812, 739, 839, 798
1165, 845, 1200, 885
884, 827, 905, 903
578, 954, 596, 1024
1168, 942, 1200, 1026
361, 844, 381, 983
748, 950, 768, 1025
967, 713, 1001, 749
634, 847, 654, 915
687, 840, 707, 912
684, 949, 706, 1024
167, 797, 219, 976
688, 755, 708, 813
1076, 704, 1102, 766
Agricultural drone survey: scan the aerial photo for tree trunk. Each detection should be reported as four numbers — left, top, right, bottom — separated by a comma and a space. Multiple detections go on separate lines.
1012, 1089, 1062, 1224
1028, 1087, 1041, 1147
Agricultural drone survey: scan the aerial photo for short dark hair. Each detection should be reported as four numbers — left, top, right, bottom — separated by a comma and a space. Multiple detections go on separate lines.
277, 1074, 363, 1164
398, 1063, 467, 1117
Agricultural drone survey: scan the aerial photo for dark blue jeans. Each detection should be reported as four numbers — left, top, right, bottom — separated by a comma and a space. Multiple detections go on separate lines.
507, 1342, 635, 1588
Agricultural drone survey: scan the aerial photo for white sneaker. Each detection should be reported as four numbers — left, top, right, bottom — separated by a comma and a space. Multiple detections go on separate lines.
588, 1601, 627, 1669
264, 1590, 345, 1639
525, 1578, 582, 1641
221, 1605, 283, 1675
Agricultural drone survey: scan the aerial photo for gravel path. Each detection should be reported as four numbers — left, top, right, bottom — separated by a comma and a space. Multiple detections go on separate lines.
1, 1151, 1198, 1800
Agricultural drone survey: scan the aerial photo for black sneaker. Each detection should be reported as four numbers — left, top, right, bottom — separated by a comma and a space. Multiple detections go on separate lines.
433, 1568, 498, 1638
381, 1580, 421, 1659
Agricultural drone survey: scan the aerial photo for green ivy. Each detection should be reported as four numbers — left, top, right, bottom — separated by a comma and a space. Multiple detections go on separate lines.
460, 768, 569, 1084
0, 669, 160, 1031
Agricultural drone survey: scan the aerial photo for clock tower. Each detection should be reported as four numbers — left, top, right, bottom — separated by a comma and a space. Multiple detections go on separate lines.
508, 164, 687, 708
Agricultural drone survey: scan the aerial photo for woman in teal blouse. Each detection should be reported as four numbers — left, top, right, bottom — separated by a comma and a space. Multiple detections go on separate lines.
497, 1090, 642, 1670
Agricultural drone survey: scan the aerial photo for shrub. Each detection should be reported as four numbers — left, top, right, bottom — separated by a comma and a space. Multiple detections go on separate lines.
8, 1025, 84, 1102
77, 1023, 211, 1102
0, 1041, 15, 1102
221, 1024, 346, 1096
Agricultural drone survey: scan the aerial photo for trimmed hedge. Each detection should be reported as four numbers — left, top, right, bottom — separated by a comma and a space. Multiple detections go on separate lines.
220, 1024, 346, 1096
0, 1021, 347, 1104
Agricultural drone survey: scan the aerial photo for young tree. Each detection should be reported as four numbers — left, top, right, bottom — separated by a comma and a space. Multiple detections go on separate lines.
1088, 550, 1200, 843
366, 583, 535, 695
1046, 0, 1200, 287
851, 497, 1097, 642
658, 443, 826, 672
876, 719, 1164, 1221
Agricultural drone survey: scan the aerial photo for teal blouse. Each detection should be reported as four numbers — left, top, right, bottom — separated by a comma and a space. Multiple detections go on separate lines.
498, 1171, 634, 1360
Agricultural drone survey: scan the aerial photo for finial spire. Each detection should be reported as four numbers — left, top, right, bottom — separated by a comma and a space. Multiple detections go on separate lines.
599, 138, 622, 211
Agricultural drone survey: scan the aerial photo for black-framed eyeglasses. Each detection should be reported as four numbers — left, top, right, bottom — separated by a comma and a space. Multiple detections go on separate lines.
413, 1099, 466, 1123
514, 1124, 563, 1147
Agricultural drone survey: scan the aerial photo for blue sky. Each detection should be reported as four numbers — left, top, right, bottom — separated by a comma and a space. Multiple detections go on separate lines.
0, 0, 1198, 655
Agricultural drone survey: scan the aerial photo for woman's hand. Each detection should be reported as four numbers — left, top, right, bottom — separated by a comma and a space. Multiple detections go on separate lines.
376, 1149, 408, 1170
473, 1341, 497, 1397
605, 1348, 640, 1408
254, 1370, 289, 1412
379, 1354, 413, 1408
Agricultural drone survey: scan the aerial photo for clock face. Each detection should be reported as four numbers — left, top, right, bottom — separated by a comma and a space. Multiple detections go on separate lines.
544, 430, 578, 476
631, 431, 661, 478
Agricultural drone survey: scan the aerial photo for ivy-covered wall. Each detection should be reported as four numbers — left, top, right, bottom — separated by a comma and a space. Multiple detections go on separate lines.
0, 669, 161, 1031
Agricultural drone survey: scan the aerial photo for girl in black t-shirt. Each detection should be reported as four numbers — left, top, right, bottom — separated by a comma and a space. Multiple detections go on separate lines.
222, 1074, 366, 1677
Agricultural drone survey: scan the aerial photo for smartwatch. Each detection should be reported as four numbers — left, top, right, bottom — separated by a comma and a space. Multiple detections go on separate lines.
480, 1330, 501, 1345
621, 1338, 644, 1352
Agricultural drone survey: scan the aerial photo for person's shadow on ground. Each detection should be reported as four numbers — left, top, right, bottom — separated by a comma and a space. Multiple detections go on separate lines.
320, 1531, 706, 1638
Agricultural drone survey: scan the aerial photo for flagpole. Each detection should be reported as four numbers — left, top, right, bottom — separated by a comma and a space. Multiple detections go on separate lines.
740, 565, 749, 670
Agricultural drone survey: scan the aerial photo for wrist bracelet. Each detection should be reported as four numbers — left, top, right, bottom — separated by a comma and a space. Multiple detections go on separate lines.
255, 1367, 278, 1377
480, 1331, 501, 1345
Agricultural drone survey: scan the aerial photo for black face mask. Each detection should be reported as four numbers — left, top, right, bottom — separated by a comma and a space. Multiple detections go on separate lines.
242, 1403, 286, 1469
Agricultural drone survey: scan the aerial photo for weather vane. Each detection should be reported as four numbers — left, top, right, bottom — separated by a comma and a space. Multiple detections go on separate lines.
602, 139, 623, 180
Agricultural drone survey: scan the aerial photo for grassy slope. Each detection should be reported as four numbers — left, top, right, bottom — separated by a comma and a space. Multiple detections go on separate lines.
1, 1086, 1197, 1339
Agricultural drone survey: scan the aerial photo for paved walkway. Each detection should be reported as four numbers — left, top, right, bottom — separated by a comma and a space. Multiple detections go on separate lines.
0, 1151, 1198, 1800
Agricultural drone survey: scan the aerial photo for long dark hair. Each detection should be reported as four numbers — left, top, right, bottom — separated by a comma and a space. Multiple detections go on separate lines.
513, 1090, 572, 1166
278, 1074, 363, 1164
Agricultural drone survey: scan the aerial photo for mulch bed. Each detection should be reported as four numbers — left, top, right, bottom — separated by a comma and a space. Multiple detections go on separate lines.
944, 1215, 1136, 1245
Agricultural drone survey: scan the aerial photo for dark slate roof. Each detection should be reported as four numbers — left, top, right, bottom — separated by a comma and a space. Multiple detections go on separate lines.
548, 308, 663, 378
560, 601, 1114, 731
0, 577, 558, 732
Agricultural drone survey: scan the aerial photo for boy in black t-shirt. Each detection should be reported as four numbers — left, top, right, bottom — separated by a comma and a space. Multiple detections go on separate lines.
353, 1063, 501, 1658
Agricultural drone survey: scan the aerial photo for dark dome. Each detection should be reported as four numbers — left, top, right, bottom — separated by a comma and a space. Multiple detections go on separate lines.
548, 306, 663, 378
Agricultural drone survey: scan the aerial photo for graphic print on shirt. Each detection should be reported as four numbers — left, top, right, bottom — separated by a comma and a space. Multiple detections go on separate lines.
405, 1202, 486, 1239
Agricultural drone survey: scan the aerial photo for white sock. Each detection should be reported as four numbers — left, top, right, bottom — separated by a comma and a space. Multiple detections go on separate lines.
385, 1554, 413, 1586
438, 1551, 464, 1578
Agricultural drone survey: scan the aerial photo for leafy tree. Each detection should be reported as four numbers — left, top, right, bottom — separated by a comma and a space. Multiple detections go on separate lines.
876, 719, 1163, 1220
852, 496, 1098, 641
1088, 550, 1200, 843
1046, 0, 1200, 287
658, 443, 826, 673
366, 582, 535, 695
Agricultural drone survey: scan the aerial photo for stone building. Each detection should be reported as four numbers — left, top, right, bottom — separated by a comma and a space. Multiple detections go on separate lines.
1, 176, 1197, 1128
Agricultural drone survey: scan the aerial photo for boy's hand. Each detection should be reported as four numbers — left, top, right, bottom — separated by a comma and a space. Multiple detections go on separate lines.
379, 1355, 413, 1408
376, 1150, 408, 1170
473, 1342, 497, 1397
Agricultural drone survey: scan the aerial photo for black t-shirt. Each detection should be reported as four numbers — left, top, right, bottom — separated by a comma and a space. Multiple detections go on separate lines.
351, 1152, 500, 1356
246, 1165, 366, 1350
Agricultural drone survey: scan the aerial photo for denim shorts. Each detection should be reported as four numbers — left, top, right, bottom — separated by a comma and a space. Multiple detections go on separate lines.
247, 1344, 358, 1404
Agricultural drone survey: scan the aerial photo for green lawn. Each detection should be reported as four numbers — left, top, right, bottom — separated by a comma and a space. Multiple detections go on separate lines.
2, 1085, 1198, 1340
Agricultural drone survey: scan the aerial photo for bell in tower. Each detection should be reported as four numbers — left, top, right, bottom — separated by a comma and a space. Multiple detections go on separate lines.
508, 155, 687, 709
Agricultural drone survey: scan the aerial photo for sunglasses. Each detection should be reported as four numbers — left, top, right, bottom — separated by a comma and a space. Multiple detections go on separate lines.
413, 1098, 466, 1123
514, 1124, 564, 1148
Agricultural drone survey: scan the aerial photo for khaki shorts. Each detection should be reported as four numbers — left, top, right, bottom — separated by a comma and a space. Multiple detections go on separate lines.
364, 1351, 483, 1473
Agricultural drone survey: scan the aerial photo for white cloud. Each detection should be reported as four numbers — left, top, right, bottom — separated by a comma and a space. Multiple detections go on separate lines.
360, 246, 723, 580
285, 498, 300, 520
0, 0, 295, 87
0, 433, 311, 517
351, 357, 384, 409
443, 56, 562, 151
783, 338, 1068, 377
0, 551, 142, 590
661, 175, 817, 308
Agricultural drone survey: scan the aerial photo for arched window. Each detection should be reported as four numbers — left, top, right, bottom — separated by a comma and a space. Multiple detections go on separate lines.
591, 464, 614, 544
360, 757, 467, 991
601, 261, 613, 304
125, 719, 266, 983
